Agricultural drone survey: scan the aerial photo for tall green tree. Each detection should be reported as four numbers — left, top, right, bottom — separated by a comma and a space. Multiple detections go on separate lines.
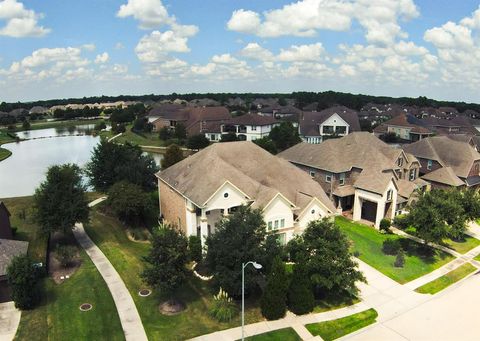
141, 224, 189, 301
106, 181, 154, 226
260, 257, 289, 320
174, 123, 187, 139
287, 261, 314, 315
186, 134, 210, 150
253, 137, 278, 154
161, 144, 184, 169
205, 206, 266, 297
269, 122, 301, 152
86, 140, 158, 191
303, 219, 365, 296
7, 255, 40, 310
33, 164, 89, 234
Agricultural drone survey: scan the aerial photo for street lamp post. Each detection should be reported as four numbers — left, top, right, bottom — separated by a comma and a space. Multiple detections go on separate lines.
242, 261, 262, 341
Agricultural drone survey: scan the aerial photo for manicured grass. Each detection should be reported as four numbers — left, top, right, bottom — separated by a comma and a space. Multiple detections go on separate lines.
415, 263, 477, 294
84, 207, 263, 341
6, 196, 123, 341
100, 125, 166, 147
443, 235, 480, 254
336, 217, 455, 284
244, 328, 301, 341
0, 147, 12, 161
475, 255, 480, 262
0, 130, 16, 144
313, 294, 360, 314
1, 196, 48, 264
306, 308, 378, 341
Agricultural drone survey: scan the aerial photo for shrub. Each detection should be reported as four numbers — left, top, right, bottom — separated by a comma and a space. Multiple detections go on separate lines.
106, 181, 152, 226
382, 238, 402, 255
94, 121, 107, 131
186, 134, 210, 150
286, 237, 306, 263
7, 255, 40, 310
209, 288, 238, 322
353, 250, 360, 257
379, 218, 391, 233
55, 244, 76, 268
394, 249, 405, 268
393, 214, 411, 230
287, 262, 314, 315
188, 235, 202, 263
260, 257, 289, 320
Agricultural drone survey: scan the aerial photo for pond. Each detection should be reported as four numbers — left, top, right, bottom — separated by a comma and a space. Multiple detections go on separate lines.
15, 124, 99, 140
0, 127, 163, 198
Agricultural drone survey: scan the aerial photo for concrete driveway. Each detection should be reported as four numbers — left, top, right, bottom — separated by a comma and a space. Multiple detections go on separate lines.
344, 269, 480, 340
0, 302, 21, 341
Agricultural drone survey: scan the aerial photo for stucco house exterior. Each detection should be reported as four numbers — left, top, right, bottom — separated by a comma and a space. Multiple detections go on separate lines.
156, 142, 335, 245
217, 114, 280, 141
403, 136, 480, 189
278, 132, 427, 228
299, 106, 361, 144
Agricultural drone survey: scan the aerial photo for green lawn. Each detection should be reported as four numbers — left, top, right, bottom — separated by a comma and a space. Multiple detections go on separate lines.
415, 263, 477, 294
475, 255, 480, 262
336, 217, 454, 284
306, 308, 378, 341
5, 196, 124, 341
313, 294, 360, 314
1, 118, 105, 132
0, 147, 12, 161
84, 207, 263, 341
244, 328, 301, 341
99, 125, 166, 147
442, 235, 480, 254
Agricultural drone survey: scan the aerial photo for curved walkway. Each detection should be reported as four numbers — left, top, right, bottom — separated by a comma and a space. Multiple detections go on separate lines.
73, 198, 147, 341
0, 302, 21, 341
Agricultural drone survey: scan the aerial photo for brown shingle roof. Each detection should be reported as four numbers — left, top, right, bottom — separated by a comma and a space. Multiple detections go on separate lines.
403, 136, 480, 178
157, 141, 335, 213
421, 167, 465, 187
374, 113, 433, 134
225, 113, 279, 126
0, 239, 29, 277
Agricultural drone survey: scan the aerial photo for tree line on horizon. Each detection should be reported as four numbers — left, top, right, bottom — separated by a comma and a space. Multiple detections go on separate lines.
2, 91, 480, 113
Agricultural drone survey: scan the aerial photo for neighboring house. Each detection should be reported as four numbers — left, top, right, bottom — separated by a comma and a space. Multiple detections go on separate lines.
147, 103, 186, 126
217, 114, 280, 141
149, 106, 231, 136
373, 113, 434, 142
421, 116, 478, 136
156, 142, 335, 245
403, 136, 480, 189
299, 106, 361, 144
278, 132, 427, 228
0, 202, 12, 239
0, 239, 29, 302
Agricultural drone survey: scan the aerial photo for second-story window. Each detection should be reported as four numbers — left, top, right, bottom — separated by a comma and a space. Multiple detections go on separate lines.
252, 125, 257, 131
326, 173, 332, 183
387, 190, 393, 201
409, 169, 416, 181
309, 170, 316, 178
397, 158, 403, 167
339, 173, 345, 186
427, 160, 433, 170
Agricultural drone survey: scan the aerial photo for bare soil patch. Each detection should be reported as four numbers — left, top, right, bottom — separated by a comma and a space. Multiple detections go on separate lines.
159, 300, 186, 315
48, 232, 82, 284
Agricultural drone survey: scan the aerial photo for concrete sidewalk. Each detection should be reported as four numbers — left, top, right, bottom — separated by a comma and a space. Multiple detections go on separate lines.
73, 222, 148, 341
0, 302, 21, 341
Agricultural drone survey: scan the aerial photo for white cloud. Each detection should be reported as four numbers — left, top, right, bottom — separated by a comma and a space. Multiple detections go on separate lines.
227, 0, 418, 45
424, 22, 473, 50
135, 29, 196, 63
240, 43, 274, 61
82, 44, 96, 51
211, 53, 241, 65
117, 0, 172, 29
0, 0, 50, 37
191, 63, 216, 76
277, 43, 324, 62
95, 52, 110, 64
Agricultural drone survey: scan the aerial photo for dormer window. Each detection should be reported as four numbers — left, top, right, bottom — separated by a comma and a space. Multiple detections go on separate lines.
427, 160, 433, 170
326, 174, 332, 183
397, 158, 403, 167
387, 190, 393, 201
339, 173, 345, 186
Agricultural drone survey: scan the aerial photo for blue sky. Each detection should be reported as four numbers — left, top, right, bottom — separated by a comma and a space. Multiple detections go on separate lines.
1, 0, 480, 102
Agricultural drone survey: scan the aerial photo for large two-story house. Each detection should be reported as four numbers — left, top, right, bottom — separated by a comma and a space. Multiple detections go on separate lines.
403, 136, 480, 189
373, 113, 434, 142
278, 132, 427, 228
299, 106, 361, 144
156, 142, 335, 245
210, 114, 280, 142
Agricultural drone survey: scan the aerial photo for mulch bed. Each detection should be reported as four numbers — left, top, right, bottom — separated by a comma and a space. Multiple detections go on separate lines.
159, 300, 185, 315
48, 232, 82, 284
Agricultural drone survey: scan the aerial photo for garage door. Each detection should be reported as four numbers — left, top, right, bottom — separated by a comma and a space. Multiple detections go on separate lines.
361, 200, 377, 223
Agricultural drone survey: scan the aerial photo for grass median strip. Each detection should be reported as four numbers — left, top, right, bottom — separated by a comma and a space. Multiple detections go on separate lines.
442, 234, 480, 254
336, 216, 454, 284
306, 308, 378, 341
243, 328, 301, 341
415, 263, 477, 294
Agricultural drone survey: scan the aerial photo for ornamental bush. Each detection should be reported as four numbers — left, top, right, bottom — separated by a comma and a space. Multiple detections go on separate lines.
287, 262, 314, 315
188, 235, 202, 263
379, 218, 391, 233
394, 249, 405, 268
209, 288, 238, 322
260, 257, 289, 320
